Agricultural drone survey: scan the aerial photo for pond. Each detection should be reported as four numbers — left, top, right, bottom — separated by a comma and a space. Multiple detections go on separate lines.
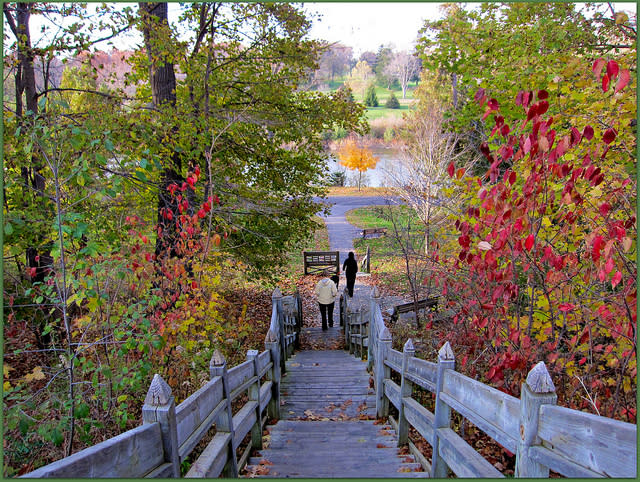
326, 144, 408, 187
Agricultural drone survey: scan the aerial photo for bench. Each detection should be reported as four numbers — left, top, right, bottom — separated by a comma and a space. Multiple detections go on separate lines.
390, 297, 439, 323
303, 250, 340, 275
362, 227, 387, 238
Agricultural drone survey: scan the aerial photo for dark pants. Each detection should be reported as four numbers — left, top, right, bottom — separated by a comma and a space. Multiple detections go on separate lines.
346, 276, 356, 297
319, 302, 334, 329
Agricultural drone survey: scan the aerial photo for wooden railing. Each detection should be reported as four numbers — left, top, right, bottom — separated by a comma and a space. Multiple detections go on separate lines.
341, 288, 637, 479
22, 288, 302, 478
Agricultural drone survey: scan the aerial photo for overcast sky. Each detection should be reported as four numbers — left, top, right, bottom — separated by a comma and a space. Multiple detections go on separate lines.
303, 2, 447, 55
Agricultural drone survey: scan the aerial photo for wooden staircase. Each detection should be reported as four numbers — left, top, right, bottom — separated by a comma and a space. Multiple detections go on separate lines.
242, 342, 428, 478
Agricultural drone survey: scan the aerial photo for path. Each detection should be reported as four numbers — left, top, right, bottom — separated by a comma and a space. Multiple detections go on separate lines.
319, 195, 400, 265
243, 347, 426, 478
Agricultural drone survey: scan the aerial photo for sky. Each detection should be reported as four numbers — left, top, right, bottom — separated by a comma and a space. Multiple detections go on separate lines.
303, 2, 447, 55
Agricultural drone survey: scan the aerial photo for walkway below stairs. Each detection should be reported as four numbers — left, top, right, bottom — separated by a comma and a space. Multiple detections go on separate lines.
243, 328, 428, 478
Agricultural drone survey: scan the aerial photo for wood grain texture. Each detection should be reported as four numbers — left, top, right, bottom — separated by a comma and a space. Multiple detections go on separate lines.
22, 424, 164, 478
442, 370, 519, 452
406, 356, 437, 391
227, 360, 255, 393
437, 427, 504, 478
537, 404, 637, 477
175, 377, 223, 448
184, 432, 231, 478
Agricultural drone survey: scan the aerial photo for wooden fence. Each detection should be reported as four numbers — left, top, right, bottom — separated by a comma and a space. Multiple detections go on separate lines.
341, 287, 637, 479
22, 288, 302, 478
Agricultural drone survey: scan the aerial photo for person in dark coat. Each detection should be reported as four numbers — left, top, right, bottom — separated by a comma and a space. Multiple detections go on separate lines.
330, 274, 340, 290
342, 251, 358, 297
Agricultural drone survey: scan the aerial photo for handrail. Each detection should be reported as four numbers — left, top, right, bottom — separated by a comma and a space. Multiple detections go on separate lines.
363, 291, 637, 478
22, 287, 301, 479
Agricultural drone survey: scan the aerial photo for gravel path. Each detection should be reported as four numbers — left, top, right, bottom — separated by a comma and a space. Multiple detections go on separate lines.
318, 195, 400, 265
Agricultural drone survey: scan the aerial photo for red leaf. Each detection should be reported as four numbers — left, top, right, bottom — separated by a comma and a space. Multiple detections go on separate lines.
526, 104, 538, 121
606, 60, 619, 79
611, 271, 622, 288
582, 125, 594, 140
599, 202, 610, 217
578, 357, 587, 366
508, 171, 516, 185
605, 257, 614, 274
474, 88, 487, 105
524, 234, 534, 251
537, 89, 549, 100
615, 69, 630, 93
602, 128, 617, 144
447, 162, 455, 177
559, 303, 576, 312
197, 208, 206, 219
537, 100, 549, 115
592, 58, 606, 78
500, 124, 510, 136
488, 98, 499, 110
602, 74, 610, 92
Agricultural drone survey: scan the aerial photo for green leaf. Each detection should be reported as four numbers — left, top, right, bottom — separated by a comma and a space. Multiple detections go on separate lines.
4, 223, 14, 236
75, 403, 90, 419
105, 138, 114, 151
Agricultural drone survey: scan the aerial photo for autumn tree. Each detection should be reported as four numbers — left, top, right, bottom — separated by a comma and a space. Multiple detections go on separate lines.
345, 60, 375, 97
316, 42, 353, 81
337, 139, 380, 191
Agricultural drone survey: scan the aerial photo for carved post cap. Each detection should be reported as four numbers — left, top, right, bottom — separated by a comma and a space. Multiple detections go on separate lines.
265, 328, 278, 343
380, 326, 392, 341
272, 287, 283, 300
526, 361, 556, 393
403, 338, 415, 353
247, 349, 259, 358
438, 341, 454, 361
144, 374, 173, 406
210, 349, 226, 368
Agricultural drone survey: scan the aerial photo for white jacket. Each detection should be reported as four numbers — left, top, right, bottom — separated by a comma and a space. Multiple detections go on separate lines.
315, 277, 338, 304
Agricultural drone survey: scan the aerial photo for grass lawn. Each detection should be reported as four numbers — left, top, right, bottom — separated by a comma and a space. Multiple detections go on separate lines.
345, 205, 426, 296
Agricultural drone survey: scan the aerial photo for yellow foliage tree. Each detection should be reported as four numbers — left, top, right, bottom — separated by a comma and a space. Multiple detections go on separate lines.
337, 139, 380, 191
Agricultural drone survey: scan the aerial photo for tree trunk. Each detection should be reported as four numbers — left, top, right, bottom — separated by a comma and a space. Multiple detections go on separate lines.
138, 2, 185, 260
5, 3, 54, 286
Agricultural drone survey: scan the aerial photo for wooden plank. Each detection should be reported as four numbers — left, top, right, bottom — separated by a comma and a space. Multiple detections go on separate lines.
184, 432, 231, 478
436, 427, 504, 478
402, 396, 435, 445
259, 381, 273, 413
230, 375, 258, 402
406, 357, 437, 392
537, 404, 637, 478
178, 399, 227, 461
257, 350, 272, 377
232, 401, 259, 450
175, 377, 223, 448
441, 370, 519, 453
144, 462, 173, 478
528, 446, 603, 478
386, 348, 402, 372
22, 423, 164, 478
228, 360, 255, 393
384, 379, 401, 410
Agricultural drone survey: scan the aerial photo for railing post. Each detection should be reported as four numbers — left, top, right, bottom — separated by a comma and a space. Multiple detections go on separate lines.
375, 326, 392, 418
142, 374, 180, 477
368, 287, 380, 371
344, 298, 352, 352
272, 287, 286, 372
246, 349, 263, 450
210, 350, 238, 477
398, 338, 415, 446
366, 245, 370, 273
303, 251, 308, 275
265, 329, 281, 420
430, 342, 455, 478
515, 361, 558, 477
294, 290, 302, 349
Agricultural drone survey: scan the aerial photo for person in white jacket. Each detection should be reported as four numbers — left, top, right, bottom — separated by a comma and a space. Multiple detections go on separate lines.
315, 275, 338, 330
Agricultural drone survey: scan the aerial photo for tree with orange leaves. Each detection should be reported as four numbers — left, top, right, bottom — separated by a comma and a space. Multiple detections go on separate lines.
337, 139, 380, 191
